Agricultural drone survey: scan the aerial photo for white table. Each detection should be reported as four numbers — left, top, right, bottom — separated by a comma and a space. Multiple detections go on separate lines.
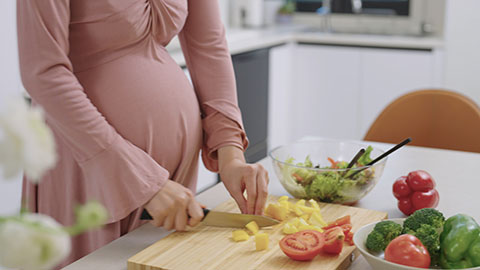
63, 140, 480, 270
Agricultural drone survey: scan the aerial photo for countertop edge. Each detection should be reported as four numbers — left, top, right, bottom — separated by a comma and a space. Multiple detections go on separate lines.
168, 27, 444, 67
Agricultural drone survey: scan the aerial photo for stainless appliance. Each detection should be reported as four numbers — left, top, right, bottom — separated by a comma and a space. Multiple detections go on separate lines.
230, 0, 264, 28
294, 0, 445, 36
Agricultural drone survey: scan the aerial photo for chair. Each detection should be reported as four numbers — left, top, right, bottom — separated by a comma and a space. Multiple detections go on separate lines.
364, 89, 480, 153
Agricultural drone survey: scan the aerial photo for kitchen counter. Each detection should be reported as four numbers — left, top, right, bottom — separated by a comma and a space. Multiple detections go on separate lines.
63, 138, 480, 270
168, 24, 444, 67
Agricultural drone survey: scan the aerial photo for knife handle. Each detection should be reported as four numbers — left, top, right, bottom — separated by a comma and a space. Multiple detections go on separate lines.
140, 208, 210, 220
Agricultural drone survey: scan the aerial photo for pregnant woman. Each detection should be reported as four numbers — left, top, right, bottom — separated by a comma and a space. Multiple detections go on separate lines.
17, 0, 269, 267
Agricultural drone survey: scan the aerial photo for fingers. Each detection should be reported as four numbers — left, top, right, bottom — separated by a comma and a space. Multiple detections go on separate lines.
150, 210, 167, 228
187, 200, 204, 227
146, 180, 194, 231
254, 170, 269, 215
163, 213, 175, 231
174, 208, 188, 231
245, 166, 258, 215
227, 184, 247, 214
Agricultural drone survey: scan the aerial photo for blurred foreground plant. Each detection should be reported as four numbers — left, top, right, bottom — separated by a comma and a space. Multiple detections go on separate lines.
0, 96, 108, 270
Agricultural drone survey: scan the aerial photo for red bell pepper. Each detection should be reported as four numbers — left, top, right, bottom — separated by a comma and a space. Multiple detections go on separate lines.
393, 170, 439, 216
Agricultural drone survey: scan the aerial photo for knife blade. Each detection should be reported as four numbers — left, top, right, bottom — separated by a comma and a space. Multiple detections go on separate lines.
140, 209, 279, 228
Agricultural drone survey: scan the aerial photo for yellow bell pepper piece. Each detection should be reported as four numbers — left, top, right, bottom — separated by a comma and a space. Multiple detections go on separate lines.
283, 223, 299, 234
265, 203, 288, 221
278, 196, 289, 202
255, 233, 269, 251
309, 211, 328, 227
245, 221, 259, 235
232, 230, 250, 242
308, 199, 321, 211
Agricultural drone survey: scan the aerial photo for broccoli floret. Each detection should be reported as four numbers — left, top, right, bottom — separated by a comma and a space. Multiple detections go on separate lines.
365, 221, 403, 252
403, 208, 445, 233
375, 220, 403, 240
366, 231, 386, 252
402, 208, 445, 266
412, 224, 441, 264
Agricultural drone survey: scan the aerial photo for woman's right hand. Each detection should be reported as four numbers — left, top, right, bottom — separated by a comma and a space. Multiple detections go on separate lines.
144, 180, 204, 231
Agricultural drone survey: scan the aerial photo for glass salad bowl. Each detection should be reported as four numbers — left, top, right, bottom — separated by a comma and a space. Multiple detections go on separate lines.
269, 139, 387, 205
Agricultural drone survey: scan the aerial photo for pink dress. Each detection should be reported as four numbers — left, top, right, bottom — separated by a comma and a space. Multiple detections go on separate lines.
17, 0, 248, 267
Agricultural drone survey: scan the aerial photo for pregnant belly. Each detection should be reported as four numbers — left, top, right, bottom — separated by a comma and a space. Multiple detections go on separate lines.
74, 49, 202, 175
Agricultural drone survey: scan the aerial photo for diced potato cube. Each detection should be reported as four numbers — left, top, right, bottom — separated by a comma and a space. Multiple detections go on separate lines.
283, 223, 299, 235
309, 211, 328, 227
289, 202, 303, 216
264, 203, 278, 219
300, 214, 311, 221
255, 233, 269, 251
298, 217, 309, 226
278, 196, 289, 202
265, 203, 288, 221
308, 199, 321, 211
245, 221, 259, 235
287, 217, 300, 227
279, 200, 289, 212
232, 230, 249, 242
298, 205, 316, 214
296, 199, 306, 206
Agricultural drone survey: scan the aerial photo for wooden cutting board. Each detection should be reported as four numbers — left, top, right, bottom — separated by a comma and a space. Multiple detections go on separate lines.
128, 196, 387, 270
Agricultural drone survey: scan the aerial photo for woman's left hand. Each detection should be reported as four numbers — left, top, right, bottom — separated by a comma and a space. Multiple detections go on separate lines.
218, 146, 269, 215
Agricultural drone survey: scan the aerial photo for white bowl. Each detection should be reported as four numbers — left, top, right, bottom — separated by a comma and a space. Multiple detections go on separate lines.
353, 218, 480, 270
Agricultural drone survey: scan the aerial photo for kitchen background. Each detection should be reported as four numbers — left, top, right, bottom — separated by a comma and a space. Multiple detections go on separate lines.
1, 0, 479, 215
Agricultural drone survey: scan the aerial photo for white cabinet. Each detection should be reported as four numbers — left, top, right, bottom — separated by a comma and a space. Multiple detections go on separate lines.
285, 44, 440, 141
268, 44, 295, 150
292, 45, 362, 141
359, 48, 436, 137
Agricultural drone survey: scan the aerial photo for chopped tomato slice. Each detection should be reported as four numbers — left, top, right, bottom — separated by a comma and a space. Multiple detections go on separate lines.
340, 224, 352, 236
279, 230, 325, 261
323, 215, 351, 230
345, 231, 354, 246
323, 227, 345, 255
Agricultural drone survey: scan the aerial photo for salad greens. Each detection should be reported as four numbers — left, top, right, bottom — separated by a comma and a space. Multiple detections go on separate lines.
282, 146, 376, 203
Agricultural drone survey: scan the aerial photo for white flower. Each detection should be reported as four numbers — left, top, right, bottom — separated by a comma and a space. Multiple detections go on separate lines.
0, 213, 71, 270
0, 97, 56, 182
75, 201, 108, 231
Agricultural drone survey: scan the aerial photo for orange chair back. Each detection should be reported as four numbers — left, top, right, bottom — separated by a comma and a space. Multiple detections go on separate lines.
364, 89, 480, 153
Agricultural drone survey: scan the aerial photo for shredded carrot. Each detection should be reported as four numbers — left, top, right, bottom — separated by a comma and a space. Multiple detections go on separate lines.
327, 157, 338, 169
292, 173, 303, 182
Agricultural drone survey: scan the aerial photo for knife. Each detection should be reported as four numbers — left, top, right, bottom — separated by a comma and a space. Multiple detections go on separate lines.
140, 209, 279, 228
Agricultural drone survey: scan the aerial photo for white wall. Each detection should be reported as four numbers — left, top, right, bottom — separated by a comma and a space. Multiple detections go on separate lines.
0, 0, 23, 215
443, 0, 480, 105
